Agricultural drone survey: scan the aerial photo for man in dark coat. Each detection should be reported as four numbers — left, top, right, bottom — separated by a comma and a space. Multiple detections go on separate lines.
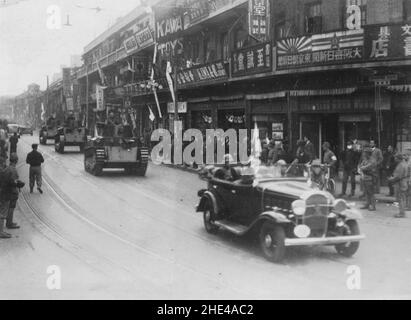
370, 140, 383, 194
383, 145, 396, 196
339, 140, 361, 198
9, 133, 19, 156
304, 136, 316, 162
26, 144, 45, 194
359, 148, 378, 211
388, 154, 409, 218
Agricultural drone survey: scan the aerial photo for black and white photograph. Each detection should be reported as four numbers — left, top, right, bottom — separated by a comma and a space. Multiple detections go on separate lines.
1, 0, 411, 303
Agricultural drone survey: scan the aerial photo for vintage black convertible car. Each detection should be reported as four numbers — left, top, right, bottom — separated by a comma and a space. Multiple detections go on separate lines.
196, 164, 365, 263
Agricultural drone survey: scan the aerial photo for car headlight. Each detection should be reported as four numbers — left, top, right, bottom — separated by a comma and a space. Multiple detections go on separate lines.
292, 200, 306, 216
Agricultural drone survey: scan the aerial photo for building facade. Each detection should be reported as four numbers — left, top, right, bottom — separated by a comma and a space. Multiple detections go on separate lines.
75, 0, 411, 158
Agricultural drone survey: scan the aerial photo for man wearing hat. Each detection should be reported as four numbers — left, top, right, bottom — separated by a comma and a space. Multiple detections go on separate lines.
388, 154, 409, 218
358, 147, 377, 211
26, 144, 45, 194
4, 153, 24, 229
339, 140, 361, 198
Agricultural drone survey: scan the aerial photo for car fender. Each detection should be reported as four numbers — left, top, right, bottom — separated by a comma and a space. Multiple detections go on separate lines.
259, 211, 291, 224
340, 208, 363, 220
196, 190, 220, 214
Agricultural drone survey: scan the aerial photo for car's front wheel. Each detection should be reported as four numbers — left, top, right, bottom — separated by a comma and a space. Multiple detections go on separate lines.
335, 220, 360, 257
259, 222, 286, 263
203, 201, 219, 234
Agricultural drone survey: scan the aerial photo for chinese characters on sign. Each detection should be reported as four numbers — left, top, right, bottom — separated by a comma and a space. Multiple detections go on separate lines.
232, 42, 272, 76
176, 61, 228, 86
248, 0, 270, 41
277, 29, 364, 69
365, 23, 411, 61
123, 27, 155, 55
95, 85, 105, 111
183, 0, 210, 28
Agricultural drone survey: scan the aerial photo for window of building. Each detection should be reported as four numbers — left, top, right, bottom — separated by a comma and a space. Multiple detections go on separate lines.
234, 28, 247, 49
346, 0, 367, 26
221, 32, 229, 61
305, 2, 322, 34
275, 11, 287, 40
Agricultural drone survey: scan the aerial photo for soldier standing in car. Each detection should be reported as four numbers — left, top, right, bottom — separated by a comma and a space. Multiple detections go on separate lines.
359, 148, 377, 211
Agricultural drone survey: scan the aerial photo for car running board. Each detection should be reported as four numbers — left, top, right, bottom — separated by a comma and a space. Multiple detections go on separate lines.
213, 220, 249, 236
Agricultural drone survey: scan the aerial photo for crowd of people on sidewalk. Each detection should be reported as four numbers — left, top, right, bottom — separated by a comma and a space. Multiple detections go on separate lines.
0, 120, 45, 239
261, 135, 411, 218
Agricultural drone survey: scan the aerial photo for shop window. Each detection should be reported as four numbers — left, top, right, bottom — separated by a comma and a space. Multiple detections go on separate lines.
234, 28, 248, 49
305, 2, 322, 34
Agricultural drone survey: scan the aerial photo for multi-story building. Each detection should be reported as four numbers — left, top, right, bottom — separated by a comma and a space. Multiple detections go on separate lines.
76, 0, 411, 156
12, 84, 43, 127
76, 4, 160, 137
44, 67, 81, 125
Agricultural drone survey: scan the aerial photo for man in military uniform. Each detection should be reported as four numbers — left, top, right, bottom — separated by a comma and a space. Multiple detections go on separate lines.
370, 140, 383, 194
4, 153, 23, 229
322, 142, 337, 178
359, 148, 377, 211
388, 154, 409, 218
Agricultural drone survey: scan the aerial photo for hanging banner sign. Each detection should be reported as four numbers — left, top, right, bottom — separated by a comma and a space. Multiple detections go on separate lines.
134, 27, 155, 49
248, 0, 270, 41
277, 29, 364, 69
95, 85, 106, 111
176, 61, 228, 86
364, 23, 411, 62
124, 27, 154, 54
232, 42, 272, 76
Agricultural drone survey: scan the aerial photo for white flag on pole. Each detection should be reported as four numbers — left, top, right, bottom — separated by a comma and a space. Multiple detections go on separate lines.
148, 105, 156, 122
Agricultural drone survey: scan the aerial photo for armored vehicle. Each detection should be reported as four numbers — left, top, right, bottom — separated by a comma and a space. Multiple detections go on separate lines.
84, 123, 149, 177
55, 116, 88, 153
39, 117, 58, 145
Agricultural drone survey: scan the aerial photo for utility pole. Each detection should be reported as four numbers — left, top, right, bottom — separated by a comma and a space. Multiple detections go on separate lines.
86, 65, 89, 130
46, 75, 49, 121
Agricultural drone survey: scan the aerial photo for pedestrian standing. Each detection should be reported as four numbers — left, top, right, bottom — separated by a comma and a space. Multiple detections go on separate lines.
388, 154, 409, 218
304, 136, 316, 162
0, 160, 18, 238
383, 145, 396, 196
0, 129, 8, 169
26, 144, 44, 194
339, 140, 360, 198
370, 140, 383, 194
359, 148, 377, 211
4, 153, 23, 229
322, 142, 337, 178
9, 132, 19, 157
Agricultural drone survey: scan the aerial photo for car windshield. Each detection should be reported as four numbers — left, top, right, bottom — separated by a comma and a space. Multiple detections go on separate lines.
248, 164, 309, 180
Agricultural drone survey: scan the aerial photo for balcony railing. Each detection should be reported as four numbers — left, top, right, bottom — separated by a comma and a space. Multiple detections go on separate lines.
76, 46, 130, 79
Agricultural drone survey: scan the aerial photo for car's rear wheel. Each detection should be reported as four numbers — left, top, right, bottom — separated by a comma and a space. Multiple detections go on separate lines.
335, 220, 360, 257
203, 201, 219, 234
259, 222, 286, 263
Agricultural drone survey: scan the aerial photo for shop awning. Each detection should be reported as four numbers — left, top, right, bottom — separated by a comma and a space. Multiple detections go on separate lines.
245, 88, 357, 100
386, 84, 411, 92
289, 87, 357, 97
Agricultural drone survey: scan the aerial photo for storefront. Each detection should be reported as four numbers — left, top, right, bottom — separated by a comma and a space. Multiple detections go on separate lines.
246, 92, 287, 143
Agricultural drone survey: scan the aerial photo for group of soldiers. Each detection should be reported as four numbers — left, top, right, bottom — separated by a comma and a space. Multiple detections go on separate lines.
0, 123, 45, 239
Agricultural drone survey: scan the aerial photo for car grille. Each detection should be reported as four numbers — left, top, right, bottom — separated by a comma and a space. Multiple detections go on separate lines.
303, 194, 331, 237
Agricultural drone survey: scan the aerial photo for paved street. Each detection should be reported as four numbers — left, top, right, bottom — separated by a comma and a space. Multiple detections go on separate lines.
1, 134, 411, 300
